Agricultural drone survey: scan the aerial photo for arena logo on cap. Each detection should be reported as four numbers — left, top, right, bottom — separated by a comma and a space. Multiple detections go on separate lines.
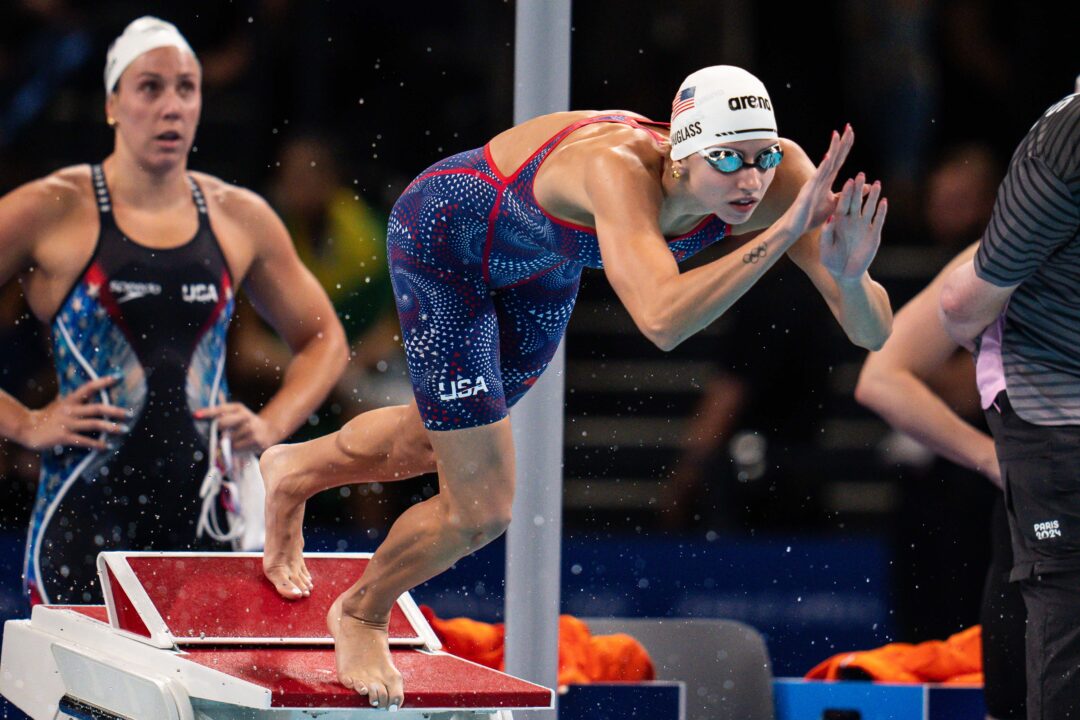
728, 95, 772, 111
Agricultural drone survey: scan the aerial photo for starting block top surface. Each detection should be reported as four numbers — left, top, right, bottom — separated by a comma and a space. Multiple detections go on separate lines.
97, 552, 436, 648
182, 646, 554, 709
25, 604, 553, 711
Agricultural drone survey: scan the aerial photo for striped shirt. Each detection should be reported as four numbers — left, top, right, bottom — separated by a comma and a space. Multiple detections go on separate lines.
975, 93, 1080, 425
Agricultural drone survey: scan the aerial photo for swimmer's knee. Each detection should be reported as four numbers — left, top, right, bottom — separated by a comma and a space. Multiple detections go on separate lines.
476, 509, 512, 543
468, 513, 512, 548
446, 503, 513, 548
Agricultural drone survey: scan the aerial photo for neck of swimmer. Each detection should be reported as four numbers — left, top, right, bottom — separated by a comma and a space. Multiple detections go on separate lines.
658, 156, 712, 233
103, 148, 192, 212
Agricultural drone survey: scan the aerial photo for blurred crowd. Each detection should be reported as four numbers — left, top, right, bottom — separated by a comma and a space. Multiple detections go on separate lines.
0, 0, 1075, 642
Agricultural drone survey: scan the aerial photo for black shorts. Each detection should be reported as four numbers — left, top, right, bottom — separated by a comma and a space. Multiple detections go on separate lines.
986, 392, 1080, 719
1019, 569, 1080, 720
985, 393, 1080, 580
980, 495, 1027, 719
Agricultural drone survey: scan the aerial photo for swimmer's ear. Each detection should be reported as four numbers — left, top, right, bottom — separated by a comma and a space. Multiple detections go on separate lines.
105, 94, 117, 128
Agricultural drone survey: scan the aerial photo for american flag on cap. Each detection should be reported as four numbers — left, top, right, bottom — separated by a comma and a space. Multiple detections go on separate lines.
672, 86, 696, 118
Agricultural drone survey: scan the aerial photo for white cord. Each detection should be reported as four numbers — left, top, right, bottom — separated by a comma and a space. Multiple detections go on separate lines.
195, 418, 246, 543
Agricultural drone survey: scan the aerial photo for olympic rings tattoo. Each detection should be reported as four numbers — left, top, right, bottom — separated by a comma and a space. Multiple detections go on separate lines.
743, 241, 768, 264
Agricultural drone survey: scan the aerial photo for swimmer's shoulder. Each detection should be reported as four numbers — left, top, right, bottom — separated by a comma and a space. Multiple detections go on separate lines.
189, 171, 278, 227
189, 171, 290, 260
491, 110, 668, 175
523, 109, 668, 146
559, 111, 669, 175
0, 165, 95, 240
17, 165, 92, 210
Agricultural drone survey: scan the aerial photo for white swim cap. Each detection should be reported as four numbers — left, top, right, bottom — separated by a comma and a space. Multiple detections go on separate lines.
104, 16, 197, 93
669, 66, 778, 160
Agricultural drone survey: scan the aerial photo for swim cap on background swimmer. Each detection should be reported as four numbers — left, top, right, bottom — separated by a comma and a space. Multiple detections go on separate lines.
669, 65, 778, 160
104, 16, 197, 93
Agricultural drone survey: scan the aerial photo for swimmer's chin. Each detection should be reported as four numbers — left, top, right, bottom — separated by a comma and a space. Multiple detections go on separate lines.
715, 201, 760, 226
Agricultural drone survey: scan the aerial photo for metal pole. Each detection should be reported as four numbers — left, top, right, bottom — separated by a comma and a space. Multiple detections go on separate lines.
505, 1, 571, 718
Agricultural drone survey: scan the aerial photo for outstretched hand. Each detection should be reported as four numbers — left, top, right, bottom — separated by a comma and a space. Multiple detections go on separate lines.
782, 125, 856, 237
780, 125, 886, 281
820, 172, 887, 281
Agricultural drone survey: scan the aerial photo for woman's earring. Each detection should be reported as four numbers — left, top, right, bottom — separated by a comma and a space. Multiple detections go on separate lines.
107, 117, 117, 127
671, 165, 681, 180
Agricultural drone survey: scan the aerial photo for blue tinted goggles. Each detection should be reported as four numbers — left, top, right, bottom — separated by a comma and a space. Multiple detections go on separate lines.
699, 144, 784, 173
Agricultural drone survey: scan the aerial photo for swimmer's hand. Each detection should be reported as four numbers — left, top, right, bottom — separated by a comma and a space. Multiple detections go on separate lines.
819, 171, 887, 282
780, 124, 855, 238
20, 376, 130, 451
195, 402, 280, 453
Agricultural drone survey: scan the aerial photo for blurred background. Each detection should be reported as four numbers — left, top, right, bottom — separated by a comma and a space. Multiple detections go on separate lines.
0, 0, 1075, 679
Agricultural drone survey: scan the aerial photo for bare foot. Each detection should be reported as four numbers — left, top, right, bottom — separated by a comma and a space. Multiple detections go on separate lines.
260, 444, 314, 599
327, 594, 404, 709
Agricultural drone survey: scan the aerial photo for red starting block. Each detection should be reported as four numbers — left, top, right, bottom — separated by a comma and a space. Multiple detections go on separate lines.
0, 552, 553, 719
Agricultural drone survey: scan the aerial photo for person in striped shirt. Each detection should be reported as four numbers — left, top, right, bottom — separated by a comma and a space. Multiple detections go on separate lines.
941, 91, 1080, 720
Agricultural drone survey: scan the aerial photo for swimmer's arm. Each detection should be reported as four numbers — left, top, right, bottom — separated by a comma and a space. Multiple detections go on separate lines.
589, 149, 800, 350
790, 233, 892, 350
0, 176, 71, 285
0, 181, 63, 441
0, 176, 134, 449
0, 377, 129, 450
776, 142, 892, 350
590, 130, 852, 350
229, 192, 349, 444
0, 390, 34, 445
856, 244, 1000, 485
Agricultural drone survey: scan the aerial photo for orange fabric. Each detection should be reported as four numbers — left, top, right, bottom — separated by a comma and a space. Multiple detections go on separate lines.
806, 625, 984, 685
420, 606, 655, 685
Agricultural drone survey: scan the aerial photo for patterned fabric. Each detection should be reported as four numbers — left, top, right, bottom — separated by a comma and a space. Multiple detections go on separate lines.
388, 115, 729, 430
185, 285, 235, 440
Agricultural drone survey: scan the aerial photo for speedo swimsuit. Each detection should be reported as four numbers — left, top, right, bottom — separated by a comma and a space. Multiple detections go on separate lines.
24, 164, 234, 604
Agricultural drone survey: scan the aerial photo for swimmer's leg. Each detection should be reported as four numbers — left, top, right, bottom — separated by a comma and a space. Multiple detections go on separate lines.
328, 417, 515, 709
260, 401, 435, 598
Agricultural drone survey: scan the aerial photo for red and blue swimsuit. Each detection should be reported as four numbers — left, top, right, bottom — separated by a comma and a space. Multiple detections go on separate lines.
387, 114, 730, 430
